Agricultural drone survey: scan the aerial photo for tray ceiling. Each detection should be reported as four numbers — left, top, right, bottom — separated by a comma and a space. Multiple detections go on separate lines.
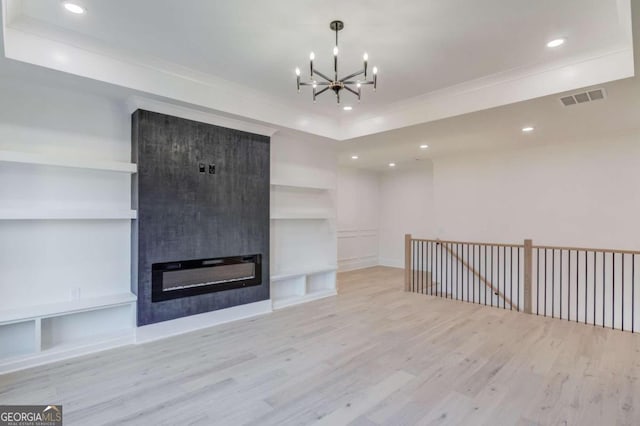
1, 0, 634, 139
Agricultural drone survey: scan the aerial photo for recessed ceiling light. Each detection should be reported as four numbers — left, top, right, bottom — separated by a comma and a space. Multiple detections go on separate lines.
388, 162, 396, 167
343, 106, 353, 111
63, 2, 86, 14
419, 144, 429, 149
522, 126, 534, 133
351, 155, 359, 160
546, 38, 565, 48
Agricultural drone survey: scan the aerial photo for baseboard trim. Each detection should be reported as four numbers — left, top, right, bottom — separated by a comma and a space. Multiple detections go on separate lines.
338, 257, 379, 272
135, 300, 273, 344
378, 258, 404, 269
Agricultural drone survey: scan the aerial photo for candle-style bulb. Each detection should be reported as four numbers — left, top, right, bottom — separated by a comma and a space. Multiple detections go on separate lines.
364, 53, 368, 78
373, 67, 378, 91
310, 52, 315, 61
333, 46, 339, 56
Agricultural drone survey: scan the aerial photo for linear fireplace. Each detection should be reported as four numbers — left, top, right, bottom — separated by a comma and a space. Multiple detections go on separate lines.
151, 255, 262, 302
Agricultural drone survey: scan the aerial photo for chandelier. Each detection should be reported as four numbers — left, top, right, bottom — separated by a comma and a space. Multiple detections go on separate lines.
295, 20, 378, 104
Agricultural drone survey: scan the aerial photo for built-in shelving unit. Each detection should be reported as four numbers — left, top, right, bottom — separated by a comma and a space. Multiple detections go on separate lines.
0, 293, 136, 372
0, 145, 136, 372
270, 177, 337, 309
0, 150, 137, 173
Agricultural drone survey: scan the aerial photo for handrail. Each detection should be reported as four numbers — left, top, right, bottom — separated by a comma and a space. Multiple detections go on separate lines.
533, 245, 640, 255
413, 238, 522, 248
411, 238, 640, 255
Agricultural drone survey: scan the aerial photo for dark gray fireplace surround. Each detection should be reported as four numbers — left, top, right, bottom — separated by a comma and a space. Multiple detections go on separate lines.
131, 110, 270, 326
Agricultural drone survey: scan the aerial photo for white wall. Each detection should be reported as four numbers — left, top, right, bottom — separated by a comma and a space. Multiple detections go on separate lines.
336, 167, 380, 271
433, 135, 640, 250
0, 78, 132, 309
271, 130, 336, 189
335, 163, 436, 270
428, 136, 640, 331
337, 132, 640, 272
378, 163, 436, 267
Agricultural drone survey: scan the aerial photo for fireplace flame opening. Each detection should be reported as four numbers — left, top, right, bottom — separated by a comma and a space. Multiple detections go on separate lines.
152, 255, 262, 302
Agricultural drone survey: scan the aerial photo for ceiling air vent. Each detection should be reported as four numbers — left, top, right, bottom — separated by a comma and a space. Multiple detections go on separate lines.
559, 88, 606, 107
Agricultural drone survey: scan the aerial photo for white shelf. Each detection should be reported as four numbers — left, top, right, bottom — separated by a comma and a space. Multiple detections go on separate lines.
0, 328, 135, 374
272, 289, 337, 310
0, 150, 137, 173
38, 328, 135, 356
271, 266, 337, 282
270, 211, 334, 220
0, 208, 137, 220
0, 293, 137, 324
271, 267, 337, 310
270, 182, 333, 191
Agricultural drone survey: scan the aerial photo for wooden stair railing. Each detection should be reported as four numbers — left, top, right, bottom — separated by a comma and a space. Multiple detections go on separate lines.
405, 235, 534, 314
405, 235, 640, 333
438, 240, 514, 309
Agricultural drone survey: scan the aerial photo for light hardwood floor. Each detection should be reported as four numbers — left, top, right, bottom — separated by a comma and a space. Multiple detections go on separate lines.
1, 266, 640, 425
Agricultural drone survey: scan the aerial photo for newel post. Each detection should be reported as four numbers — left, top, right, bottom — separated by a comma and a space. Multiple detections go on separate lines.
404, 234, 412, 292
523, 239, 533, 314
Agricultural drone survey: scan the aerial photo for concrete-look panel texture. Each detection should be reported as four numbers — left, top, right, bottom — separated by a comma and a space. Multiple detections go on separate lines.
132, 110, 270, 326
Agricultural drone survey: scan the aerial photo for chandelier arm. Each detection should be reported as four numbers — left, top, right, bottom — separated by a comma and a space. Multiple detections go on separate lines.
315, 86, 331, 97
343, 86, 360, 97
313, 69, 333, 83
339, 70, 365, 82
344, 80, 374, 85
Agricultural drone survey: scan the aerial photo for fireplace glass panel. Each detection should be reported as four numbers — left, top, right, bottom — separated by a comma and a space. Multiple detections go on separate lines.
162, 263, 255, 291
152, 254, 262, 302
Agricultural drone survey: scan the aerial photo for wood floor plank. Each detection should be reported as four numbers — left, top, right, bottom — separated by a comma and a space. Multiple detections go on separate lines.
316, 370, 415, 425
1, 266, 639, 425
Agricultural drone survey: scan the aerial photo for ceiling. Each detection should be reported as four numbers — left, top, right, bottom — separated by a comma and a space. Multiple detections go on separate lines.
0, 0, 635, 139
11, 0, 631, 112
338, 76, 640, 171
